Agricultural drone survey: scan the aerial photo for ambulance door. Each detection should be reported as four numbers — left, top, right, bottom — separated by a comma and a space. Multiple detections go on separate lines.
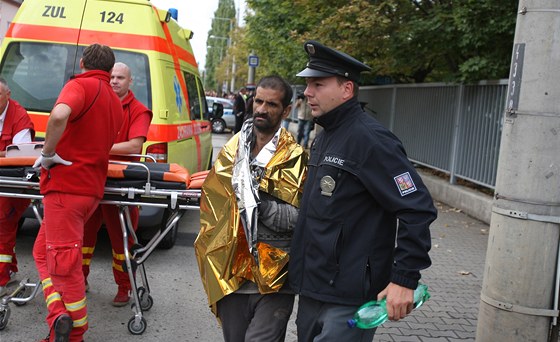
162, 64, 198, 172
183, 71, 213, 171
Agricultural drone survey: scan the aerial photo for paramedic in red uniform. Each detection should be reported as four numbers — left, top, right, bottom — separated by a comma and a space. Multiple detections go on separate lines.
32, 44, 123, 342
0, 77, 35, 297
82, 62, 152, 306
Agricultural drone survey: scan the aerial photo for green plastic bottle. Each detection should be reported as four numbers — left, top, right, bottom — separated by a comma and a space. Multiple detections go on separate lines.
347, 283, 431, 329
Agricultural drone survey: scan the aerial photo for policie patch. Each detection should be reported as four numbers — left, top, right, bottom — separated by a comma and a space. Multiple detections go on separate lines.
394, 172, 417, 196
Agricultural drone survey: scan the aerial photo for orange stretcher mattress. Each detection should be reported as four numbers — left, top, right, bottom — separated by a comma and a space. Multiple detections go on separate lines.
0, 158, 207, 190
106, 162, 191, 190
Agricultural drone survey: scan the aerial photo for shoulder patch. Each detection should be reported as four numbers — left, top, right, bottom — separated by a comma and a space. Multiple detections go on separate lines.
394, 172, 417, 196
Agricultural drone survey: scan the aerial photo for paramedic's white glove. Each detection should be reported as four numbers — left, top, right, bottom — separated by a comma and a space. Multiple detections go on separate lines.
33, 152, 72, 170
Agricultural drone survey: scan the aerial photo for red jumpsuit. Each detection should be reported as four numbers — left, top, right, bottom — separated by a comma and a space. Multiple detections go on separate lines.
32, 70, 123, 342
82, 90, 152, 293
0, 99, 34, 286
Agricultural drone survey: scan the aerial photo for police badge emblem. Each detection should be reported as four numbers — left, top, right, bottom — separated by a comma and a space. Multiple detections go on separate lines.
320, 175, 335, 196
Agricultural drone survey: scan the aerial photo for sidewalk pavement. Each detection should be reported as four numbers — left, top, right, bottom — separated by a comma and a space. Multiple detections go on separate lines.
373, 200, 489, 341
284, 122, 492, 341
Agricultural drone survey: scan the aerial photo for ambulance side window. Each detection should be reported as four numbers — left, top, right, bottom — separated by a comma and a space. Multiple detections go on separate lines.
184, 72, 202, 120
0, 42, 75, 111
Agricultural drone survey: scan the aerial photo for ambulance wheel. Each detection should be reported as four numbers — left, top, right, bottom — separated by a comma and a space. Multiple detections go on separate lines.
211, 118, 226, 134
17, 217, 25, 230
0, 307, 10, 330
158, 209, 177, 250
137, 287, 154, 311
127, 316, 147, 335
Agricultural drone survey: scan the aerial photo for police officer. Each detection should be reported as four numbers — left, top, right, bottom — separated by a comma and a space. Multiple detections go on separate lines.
288, 41, 437, 341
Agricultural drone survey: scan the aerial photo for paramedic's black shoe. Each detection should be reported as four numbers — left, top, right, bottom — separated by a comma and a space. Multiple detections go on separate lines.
53, 314, 72, 342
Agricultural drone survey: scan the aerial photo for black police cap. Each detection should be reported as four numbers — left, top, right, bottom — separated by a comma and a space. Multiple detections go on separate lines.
296, 40, 371, 82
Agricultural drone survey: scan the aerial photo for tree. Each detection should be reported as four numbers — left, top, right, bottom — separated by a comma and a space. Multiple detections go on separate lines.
244, 0, 314, 84
204, 0, 236, 93
242, 0, 518, 84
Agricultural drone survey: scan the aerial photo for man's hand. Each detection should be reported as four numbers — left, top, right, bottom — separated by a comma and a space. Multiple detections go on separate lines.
377, 283, 414, 321
33, 153, 72, 170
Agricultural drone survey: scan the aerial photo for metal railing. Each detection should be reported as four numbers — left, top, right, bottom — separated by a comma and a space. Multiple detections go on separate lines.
358, 80, 508, 189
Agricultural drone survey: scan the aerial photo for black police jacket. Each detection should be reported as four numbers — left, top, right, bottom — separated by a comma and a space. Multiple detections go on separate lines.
288, 97, 437, 306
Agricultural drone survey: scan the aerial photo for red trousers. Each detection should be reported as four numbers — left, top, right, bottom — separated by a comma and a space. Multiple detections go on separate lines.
33, 192, 99, 342
0, 197, 30, 286
82, 204, 139, 290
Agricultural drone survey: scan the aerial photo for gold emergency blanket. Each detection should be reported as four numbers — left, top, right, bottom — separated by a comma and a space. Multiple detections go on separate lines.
194, 129, 307, 313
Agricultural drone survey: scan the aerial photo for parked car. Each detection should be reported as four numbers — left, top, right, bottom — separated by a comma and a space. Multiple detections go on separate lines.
207, 96, 235, 133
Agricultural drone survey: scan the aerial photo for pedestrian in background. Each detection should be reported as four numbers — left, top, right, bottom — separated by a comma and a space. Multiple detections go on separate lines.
233, 87, 247, 133
295, 92, 313, 149
244, 87, 255, 120
195, 75, 308, 342
289, 40, 437, 342
32, 43, 123, 342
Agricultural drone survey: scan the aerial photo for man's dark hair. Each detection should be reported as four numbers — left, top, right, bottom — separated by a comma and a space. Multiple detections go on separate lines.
256, 75, 293, 108
82, 43, 115, 72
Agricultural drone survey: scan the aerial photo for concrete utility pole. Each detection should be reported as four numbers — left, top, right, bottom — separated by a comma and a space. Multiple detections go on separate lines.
476, 1, 560, 341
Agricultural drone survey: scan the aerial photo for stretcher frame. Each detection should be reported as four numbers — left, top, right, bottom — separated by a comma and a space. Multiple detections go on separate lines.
0, 160, 203, 334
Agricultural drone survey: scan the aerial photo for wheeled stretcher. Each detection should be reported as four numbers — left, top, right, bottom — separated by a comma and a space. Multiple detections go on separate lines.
0, 156, 207, 334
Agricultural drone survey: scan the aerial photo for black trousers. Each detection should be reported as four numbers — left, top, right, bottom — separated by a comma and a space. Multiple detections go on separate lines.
295, 295, 376, 342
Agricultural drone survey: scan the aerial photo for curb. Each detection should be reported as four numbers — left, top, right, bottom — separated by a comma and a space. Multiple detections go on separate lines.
418, 169, 493, 224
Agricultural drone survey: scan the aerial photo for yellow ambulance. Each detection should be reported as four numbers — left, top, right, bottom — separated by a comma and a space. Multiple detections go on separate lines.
0, 0, 214, 248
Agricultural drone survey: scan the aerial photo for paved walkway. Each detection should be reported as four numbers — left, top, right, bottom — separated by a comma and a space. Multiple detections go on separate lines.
374, 201, 488, 341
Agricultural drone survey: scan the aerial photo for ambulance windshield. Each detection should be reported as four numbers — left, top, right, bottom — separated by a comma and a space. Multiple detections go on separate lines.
0, 42, 151, 112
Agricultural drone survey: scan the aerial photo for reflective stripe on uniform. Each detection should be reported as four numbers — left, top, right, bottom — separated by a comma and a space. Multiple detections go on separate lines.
112, 250, 126, 261
46, 292, 62, 307
82, 246, 95, 254
112, 260, 124, 272
73, 314, 88, 328
65, 297, 86, 312
41, 278, 53, 290
0, 254, 12, 263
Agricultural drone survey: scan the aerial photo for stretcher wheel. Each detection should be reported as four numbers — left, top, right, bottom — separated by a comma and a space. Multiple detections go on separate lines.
140, 294, 153, 311
127, 316, 147, 335
0, 306, 11, 330
137, 287, 154, 311
13, 287, 30, 306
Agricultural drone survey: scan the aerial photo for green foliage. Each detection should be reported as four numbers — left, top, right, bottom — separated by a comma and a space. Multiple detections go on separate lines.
204, 0, 236, 92
244, 0, 312, 83
240, 0, 518, 84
